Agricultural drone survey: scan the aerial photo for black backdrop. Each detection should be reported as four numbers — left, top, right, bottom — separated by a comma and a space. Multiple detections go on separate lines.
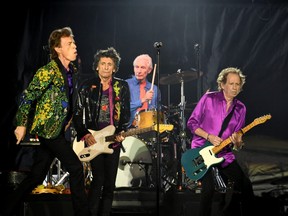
1, 0, 288, 171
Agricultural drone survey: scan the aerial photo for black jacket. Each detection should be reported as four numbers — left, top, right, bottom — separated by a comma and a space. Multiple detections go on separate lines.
73, 76, 130, 141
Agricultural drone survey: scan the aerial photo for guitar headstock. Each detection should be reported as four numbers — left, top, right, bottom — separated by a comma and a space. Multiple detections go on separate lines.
253, 114, 272, 125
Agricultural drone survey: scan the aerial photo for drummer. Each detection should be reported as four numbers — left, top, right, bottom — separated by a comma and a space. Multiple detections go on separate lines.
126, 54, 161, 128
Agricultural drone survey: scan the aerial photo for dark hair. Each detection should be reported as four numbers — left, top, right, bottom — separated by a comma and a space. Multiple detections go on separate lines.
48, 27, 74, 60
92, 47, 121, 73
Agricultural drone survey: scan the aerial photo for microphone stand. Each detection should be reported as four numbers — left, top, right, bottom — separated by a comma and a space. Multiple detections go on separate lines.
154, 45, 162, 216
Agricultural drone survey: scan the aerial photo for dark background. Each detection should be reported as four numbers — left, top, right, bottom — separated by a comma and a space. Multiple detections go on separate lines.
1, 0, 288, 172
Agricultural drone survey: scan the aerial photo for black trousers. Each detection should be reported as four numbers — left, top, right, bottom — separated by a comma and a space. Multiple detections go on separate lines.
198, 160, 255, 216
88, 146, 121, 216
3, 133, 90, 216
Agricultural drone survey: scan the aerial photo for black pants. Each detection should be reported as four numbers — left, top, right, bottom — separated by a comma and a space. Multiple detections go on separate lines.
88, 146, 121, 216
3, 133, 90, 216
198, 160, 255, 216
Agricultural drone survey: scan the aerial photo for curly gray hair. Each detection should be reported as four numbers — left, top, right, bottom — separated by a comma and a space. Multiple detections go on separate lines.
217, 67, 246, 91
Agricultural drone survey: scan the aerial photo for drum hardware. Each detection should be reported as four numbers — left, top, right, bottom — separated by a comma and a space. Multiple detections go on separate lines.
17, 141, 70, 193
160, 68, 202, 191
120, 160, 153, 166
179, 166, 201, 191
116, 136, 179, 190
161, 69, 189, 152
116, 136, 154, 188
55, 171, 69, 186
121, 159, 153, 187
30, 158, 70, 194
148, 137, 182, 192
45, 158, 69, 186
162, 173, 177, 192
174, 69, 190, 189
212, 167, 227, 193
164, 104, 192, 190
160, 157, 178, 192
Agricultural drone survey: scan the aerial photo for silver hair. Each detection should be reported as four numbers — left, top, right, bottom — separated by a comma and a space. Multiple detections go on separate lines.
133, 54, 153, 69
217, 67, 246, 91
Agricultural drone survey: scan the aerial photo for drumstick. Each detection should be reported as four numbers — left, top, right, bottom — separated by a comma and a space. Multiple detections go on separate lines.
149, 64, 157, 104
150, 64, 157, 91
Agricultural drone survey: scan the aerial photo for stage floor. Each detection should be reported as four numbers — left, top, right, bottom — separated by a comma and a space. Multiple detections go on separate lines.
0, 185, 286, 216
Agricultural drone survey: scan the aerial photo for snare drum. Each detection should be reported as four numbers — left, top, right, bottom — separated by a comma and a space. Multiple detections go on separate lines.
134, 109, 168, 141
116, 136, 153, 188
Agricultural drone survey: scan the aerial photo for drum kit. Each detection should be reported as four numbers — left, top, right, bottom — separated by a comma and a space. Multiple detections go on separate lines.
115, 69, 203, 191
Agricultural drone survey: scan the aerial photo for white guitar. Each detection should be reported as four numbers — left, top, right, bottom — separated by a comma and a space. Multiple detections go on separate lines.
73, 124, 174, 162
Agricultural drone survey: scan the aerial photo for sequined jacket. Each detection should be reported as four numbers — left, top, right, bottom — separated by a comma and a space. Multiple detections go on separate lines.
73, 76, 131, 142
15, 58, 76, 139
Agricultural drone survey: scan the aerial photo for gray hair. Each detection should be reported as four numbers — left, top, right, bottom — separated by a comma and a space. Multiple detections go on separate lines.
217, 67, 246, 91
133, 54, 153, 69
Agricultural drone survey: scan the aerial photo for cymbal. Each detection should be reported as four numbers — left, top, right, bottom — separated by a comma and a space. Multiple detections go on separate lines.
160, 69, 203, 85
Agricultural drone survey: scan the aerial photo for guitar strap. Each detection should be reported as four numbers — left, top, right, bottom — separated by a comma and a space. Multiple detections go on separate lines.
218, 105, 235, 137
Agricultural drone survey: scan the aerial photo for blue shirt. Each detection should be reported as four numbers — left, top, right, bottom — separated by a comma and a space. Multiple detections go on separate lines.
125, 75, 161, 127
186, 91, 246, 167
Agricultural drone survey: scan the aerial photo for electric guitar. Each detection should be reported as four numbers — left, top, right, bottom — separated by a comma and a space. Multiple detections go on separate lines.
181, 114, 272, 181
73, 124, 174, 162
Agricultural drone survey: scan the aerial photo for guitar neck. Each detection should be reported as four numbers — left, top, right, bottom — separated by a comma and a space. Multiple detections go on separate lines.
105, 126, 153, 142
212, 120, 258, 154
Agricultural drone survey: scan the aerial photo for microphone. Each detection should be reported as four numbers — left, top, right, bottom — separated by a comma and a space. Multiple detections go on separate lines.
154, 42, 163, 48
194, 43, 200, 50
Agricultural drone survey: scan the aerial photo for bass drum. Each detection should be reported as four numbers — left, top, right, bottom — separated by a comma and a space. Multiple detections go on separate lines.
116, 136, 153, 188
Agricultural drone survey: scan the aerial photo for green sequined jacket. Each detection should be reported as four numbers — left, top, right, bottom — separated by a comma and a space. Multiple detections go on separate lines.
15, 58, 76, 139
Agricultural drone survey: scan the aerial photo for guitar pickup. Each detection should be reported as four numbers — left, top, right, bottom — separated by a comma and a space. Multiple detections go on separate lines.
192, 155, 204, 166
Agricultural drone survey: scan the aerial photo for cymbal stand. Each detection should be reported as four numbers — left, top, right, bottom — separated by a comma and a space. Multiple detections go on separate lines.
178, 70, 188, 190
178, 70, 187, 152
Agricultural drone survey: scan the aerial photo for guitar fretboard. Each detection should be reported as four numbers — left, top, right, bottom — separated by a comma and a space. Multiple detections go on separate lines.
212, 114, 271, 154
105, 126, 154, 142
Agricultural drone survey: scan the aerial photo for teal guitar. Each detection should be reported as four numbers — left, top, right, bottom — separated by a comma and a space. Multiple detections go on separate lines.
181, 114, 271, 181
